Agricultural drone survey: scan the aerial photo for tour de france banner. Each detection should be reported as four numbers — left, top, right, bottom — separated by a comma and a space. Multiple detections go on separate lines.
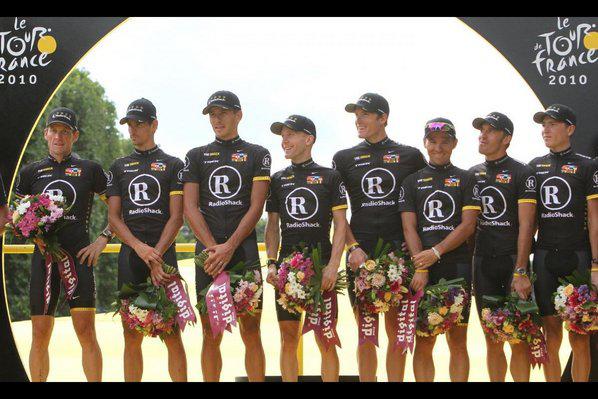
0, 16, 596, 381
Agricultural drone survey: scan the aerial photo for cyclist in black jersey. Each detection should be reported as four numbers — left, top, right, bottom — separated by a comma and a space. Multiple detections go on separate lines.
182, 91, 269, 382
265, 114, 348, 382
469, 112, 537, 382
399, 118, 480, 382
332, 93, 426, 381
107, 98, 187, 382
0, 173, 8, 235
529, 104, 598, 382
13, 108, 108, 381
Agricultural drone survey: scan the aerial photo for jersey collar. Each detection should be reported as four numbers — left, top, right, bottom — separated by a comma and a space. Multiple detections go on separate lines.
549, 147, 573, 157
484, 154, 510, 168
291, 158, 315, 170
47, 153, 73, 164
133, 145, 161, 157
214, 135, 242, 146
364, 136, 391, 148
427, 161, 453, 171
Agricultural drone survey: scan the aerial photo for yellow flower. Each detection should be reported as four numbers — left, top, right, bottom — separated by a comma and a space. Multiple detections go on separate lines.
12, 211, 19, 224
297, 271, 305, 281
384, 292, 392, 302
582, 314, 591, 323
284, 283, 292, 295
503, 323, 514, 334
439, 307, 448, 316
563, 284, 574, 296
428, 312, 443, 326
364, 260, 376, 271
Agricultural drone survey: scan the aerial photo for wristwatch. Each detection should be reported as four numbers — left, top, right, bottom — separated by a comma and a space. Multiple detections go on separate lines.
347, 243, 360, 254
514, 267, 528, 277
100, 227, 113, 241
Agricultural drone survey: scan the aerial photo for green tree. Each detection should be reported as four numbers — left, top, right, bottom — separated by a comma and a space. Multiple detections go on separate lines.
5, 69, 130, 320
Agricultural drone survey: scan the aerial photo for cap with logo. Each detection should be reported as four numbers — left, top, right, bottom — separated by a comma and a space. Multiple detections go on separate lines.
270, 115, 317, 138
119, 98, 157, 125
533, 104, 576, 126
345, 93, 390, 115
424, 117, 456, 138
202, 90, 242, 115
46, 107, 78, 131
472, 112, 514, 135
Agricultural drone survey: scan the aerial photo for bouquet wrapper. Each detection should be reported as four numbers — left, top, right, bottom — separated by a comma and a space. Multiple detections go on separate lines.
358, 306, 379, 347
165, 276, 197, 331
205, 272, 237, 336
43, 249, 77, 314
395, 289, 423, 354
303, 290, 341, 349
529, 331, 549, 368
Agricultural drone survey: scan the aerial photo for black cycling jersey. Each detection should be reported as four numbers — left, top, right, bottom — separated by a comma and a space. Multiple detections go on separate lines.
106, 146, 184, 242
469, 155, 537, 256
398, 163, 481, 262
181, 136, 271, 240
529, 148, 598, 251
266, 159, 348, 254
0, 173, 6, 206
15, 153, 107, 252
332, 137, 427, 242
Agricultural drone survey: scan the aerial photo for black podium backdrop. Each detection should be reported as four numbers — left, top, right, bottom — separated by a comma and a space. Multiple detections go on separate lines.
0, 17, 596, 381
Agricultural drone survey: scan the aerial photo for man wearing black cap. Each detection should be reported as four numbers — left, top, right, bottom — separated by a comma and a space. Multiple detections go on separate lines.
265, 114, 348, 382
182, 91, 270, 382
14, 107, 110, 381
469, 112, 537, 381
107, 98, 188, 382
332, 93, 427, 381
529, 104, 598, 382
399, 118, 480, 382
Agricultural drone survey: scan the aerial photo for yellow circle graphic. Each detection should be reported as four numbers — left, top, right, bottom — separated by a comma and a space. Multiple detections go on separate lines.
37, 35, 57, 54
583, 32, 598, 50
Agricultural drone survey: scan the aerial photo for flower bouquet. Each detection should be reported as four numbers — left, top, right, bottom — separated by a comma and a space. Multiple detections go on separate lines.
553, 269, 598, 334
416, 278, 469, 337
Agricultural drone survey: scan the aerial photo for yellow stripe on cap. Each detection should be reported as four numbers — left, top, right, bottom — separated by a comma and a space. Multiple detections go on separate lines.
170, 191, 184, 196
462, 206, 481, 211
518, 199, 537, 204
332, 204, 348, 211
253, 176, 271, 182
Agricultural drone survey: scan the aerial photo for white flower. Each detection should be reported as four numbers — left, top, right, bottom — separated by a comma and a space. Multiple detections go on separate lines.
16, 201, 31, 215
453, 294, 464, 306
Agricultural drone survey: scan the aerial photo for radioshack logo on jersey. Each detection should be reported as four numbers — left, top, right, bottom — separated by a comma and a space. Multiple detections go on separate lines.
307, 175, 323, 184
65, 167, 81, 177
444, 177, 460, 187
353, 154, 371, 161
561, 164, 578, 174
423, 190, 455, 224
231, 152, 247, 162
128, 174, 161, 207
361, 168, 396, 199
150, 162, 166, 172
43, 180, 77, 208
383, 154, 400, 164
495, 173, 512, 184
209, 166, 242, 200
540, 176, 572, 211
285, 187, 319, 221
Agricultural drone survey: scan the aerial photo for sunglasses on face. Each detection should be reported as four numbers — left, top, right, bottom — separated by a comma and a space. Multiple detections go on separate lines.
425, 122, 455, 134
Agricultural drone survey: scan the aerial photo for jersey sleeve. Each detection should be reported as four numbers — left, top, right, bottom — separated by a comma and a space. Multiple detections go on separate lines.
462, 171, 482, 211
586, 159, 598, 201
169, 158, 185, 196
265, 175, 279, 213
413, 149, 428, 171
332, 151, 347, 182
181, 149, 202, 184
398, 173, 416, 213
252, 147, 271, 182
330, 170, 348, 211
14, 164, 33, 199
0, 173, 6, 206
105, 162, 121, 198
517, 165, 538, 204
91, 162, 108, 199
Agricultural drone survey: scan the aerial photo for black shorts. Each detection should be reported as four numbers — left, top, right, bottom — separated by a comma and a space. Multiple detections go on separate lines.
118, 243, 178, 290
195, 237, 262, 313
427, 258, 473, 325
274, 245, 335, 322
30, 249, 96, 316
533, 248, 591, 317
345, 238, 404, 307
473, 254, 522, 317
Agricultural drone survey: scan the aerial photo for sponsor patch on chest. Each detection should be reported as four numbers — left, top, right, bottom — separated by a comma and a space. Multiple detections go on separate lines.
561, 164, 578, 174
150, 162, 166, 172
231, 152, 247, 162
444, 177, 460, 187
307, 175, 323, 184
383, 154, 400, 164
495, 173, 512, 184
65, 167, 81, 177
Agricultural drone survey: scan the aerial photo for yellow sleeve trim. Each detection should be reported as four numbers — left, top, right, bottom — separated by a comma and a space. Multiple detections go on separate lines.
332, 204, 348, 211
518, 199, 537, 204
70, 307, 96, 312
462, 206, 481, 211
170, 191, 184, 196
98, 194, 108, 202
587, 194, 598, 201
253, 176, 271, 182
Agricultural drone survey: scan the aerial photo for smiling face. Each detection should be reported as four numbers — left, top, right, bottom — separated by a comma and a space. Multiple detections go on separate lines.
541, 116, 574, 150
478, 123, 511, 156
126, 119, 158, 148
208, 107, 242, 140
280, 126, 314, 161
44, 122, 79, 158
424, 131, 457, 165
354, 108, 387, 140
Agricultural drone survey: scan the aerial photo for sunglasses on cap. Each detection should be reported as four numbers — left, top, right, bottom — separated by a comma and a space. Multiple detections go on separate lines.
425, 122, 455, 134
